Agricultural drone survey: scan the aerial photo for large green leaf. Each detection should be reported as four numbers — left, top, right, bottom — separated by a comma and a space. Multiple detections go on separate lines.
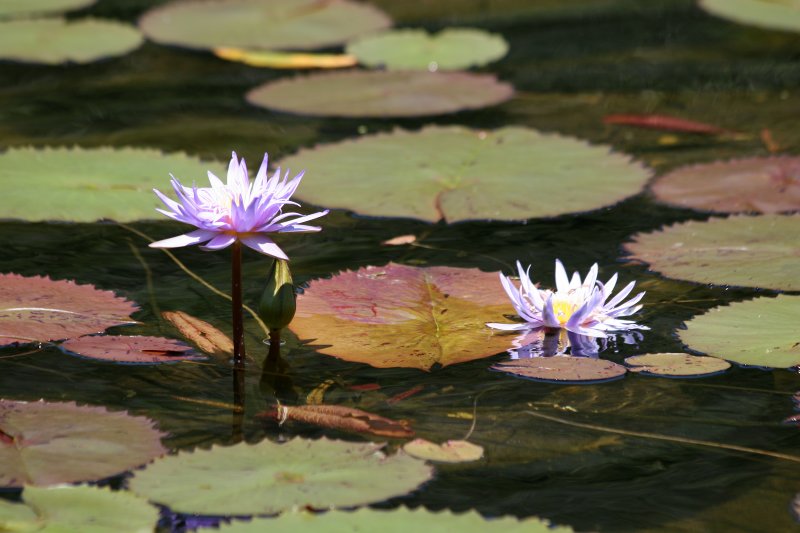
280, 126, 650, 222
0, 0, 95, 19
624, 214, 800, 291
0, 485, 158, 533
699, 0, 800, 33
139, 0, 391, 52
246, 71, 513, 118
217, 508, 573, 532
679, 295, 800, 368
128, 437, 432, 515
346, 28, 508, 70
0, 18, 143, 64
0, 400, 166, 487
0, 146, 224, 222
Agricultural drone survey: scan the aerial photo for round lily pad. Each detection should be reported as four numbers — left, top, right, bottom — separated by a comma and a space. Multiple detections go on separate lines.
0, 485, 159, 533
60, 335, 203, 364
0, 400, 166, 487
139, 0, 391, 52
699, 0, 800, 33
624, 214, 800, 291
217, 508, 572, 533
128, 437, 432, 515
624, 353, 731, 378
650, 156, 800, 214
491, 357, 627, 384
403, 439, 484, 463
0, 146, 224, 222
246, 71, 514, 118
346, 28, 508, 71
0, 18, 143, 64
0, 0, 95, 19
280, 125, 651, 222
679, 295, 800, 368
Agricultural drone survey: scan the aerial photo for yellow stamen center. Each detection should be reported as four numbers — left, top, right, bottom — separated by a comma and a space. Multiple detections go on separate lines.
551, 297, 578, 325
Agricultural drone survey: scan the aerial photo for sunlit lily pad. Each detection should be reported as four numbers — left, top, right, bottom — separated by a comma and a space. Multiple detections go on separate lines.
624, 353, 731, 377
0, 485, 159, 533
128, 437, 432, 515
0, 0, 95, 19
491, 357, 627, 383
0, 273, 138, 346
699, 0, 800, 33
280, 125, 651, 222
0, 400, 166, 487
403, 439, 484, 463
0, 18, 143, 64
346, 28, 508, 71
139, 0, 391, 52
60, 335, 202, 364
624, 214, 800, 291
679, 295, 800, 368
217, 508, 571, 532
246, 71, 513, 118
0, 146, 224, 222
214, 47, 357, 69
650, 157, 800, 214
289, 263, 540, 370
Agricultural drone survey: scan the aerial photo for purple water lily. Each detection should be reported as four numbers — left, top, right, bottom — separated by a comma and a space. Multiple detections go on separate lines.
488, 259, 647, 338
150, 151, 327, 260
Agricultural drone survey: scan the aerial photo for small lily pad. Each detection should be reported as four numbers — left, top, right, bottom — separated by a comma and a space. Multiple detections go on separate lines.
60, 335, 202, 364
679, 295, 800, 368
346, 28, 508, 71
624, 214, 800, 291
128, 437, 432, 515
280, 125, 651, 222
650, 157, 800, 214
0, 18, 143, 64
699, 0, 800, 33
491, 357, 627, 383
246, 71, 513, 118
214, 47, 357, 69
139, 0, 391, 52
624, 353, 731, 378
0, 0, 95, 19
403, 439, 484, 463
0, 400, 166, 487
0, 485, 159, 533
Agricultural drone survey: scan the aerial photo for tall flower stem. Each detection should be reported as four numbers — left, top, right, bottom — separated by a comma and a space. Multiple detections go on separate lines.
231, 240, 246, 367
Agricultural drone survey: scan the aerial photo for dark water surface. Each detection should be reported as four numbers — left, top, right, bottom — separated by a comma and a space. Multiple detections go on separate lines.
1, 1, 799, 532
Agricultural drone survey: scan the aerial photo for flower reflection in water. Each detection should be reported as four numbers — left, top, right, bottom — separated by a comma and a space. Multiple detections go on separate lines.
508, 328, 644, 359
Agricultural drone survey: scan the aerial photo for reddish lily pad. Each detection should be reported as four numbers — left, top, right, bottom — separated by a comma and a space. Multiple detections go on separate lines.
0, 273, 138, 347
258, 404, 414, 438
624, 353, 731, 377
60, 335, 203, 364
0, 400, 166, 487
650, 157, 800, 214
161, 311, 233, 357
289, 263, 540, 370
403, 439, 484, 463
491, 357, 627, 383
246, 70, 513, 118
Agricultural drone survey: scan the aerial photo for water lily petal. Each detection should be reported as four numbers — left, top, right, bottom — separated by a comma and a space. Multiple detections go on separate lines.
240, 234, 288, 260
150, 229, 216, 248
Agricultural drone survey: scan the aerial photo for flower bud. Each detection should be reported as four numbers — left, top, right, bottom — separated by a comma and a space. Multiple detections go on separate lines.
257, 259, 296, 331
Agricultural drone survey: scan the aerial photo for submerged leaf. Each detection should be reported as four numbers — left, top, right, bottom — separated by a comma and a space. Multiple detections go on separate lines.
491, 357, 627, 383
162, 310, 233, 357
214, 47, 357, 69
603, 114, 731, 134
258, 404, 414, 438
624, 353, 731, 378
128, 437, 432, 515
0, 400, 166, 487
60, 335, 202, 364
289, 263, 540, 370
0, 273, 138, 347
403, 439, 484, 463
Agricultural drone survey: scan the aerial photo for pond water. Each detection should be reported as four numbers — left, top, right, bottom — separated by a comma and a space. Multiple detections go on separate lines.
1, 1, 799, 532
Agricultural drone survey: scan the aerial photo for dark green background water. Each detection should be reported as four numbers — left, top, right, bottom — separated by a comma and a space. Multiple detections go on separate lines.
1, 1, 799, 531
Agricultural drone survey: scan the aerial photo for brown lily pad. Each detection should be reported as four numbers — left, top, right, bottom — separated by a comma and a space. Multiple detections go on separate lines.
289, 263, 539, 370
258, 404, 414, 439
162, 310, 233, 357
246, 70, 514, 118
403, 439, 484, 463
60, 335, 202, 364
0, 273, 138, 347
650, 156, 800, 214
624, 353, 731, 378
491, 357, 627, 383
0, 400, 166, 487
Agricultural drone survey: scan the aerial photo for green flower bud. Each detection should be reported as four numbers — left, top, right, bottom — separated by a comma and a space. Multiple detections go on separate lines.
257, 259, 296, 331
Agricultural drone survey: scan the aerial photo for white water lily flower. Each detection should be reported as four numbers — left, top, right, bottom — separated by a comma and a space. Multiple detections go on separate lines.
488, 259, 648, 338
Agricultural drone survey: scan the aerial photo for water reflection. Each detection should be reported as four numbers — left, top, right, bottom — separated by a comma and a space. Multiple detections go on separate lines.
508, 328, 644, 358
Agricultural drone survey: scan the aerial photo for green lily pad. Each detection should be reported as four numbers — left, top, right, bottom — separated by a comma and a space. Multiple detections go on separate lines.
403, 439, 484, 463
0, 0, 95, 19
0, 146, 224, 222
128, 437, 432, 515
491, 357, 627, 383
139, 0, 391, 52
699, 0, 800, 33
0, 18, 143, 64
346, 28, 508, 71
247, 71, 513, 118
624, 353, 731, 377
650, 156, 800, 214
0, 400, 166, 487
280, 125, 650, 222
0, 485, 159, 533
624, 214, 800, 291
679, 295, 800, 368
217, 508, 572, 532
